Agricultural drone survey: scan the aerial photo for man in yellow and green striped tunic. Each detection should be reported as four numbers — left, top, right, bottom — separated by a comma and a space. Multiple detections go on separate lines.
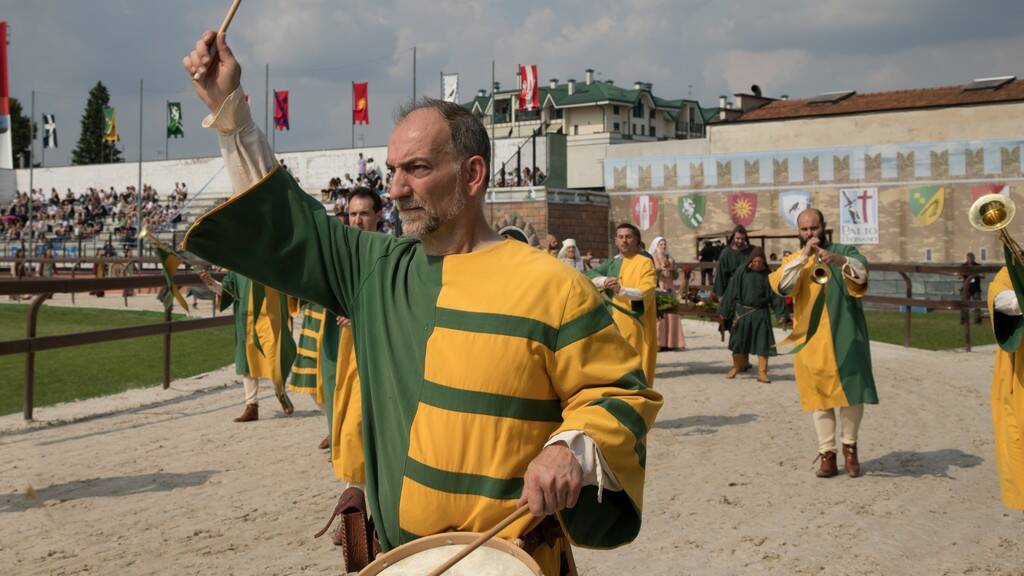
203, 270, 297, 422
181, 31, 661, 575
586, 223, 659, 387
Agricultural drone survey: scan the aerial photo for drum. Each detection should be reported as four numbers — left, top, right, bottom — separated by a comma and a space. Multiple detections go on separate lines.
359, 532, 543, 576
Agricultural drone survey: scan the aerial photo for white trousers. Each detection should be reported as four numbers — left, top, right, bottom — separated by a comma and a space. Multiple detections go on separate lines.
812, 404, 865, 453
242, 376, 269, 406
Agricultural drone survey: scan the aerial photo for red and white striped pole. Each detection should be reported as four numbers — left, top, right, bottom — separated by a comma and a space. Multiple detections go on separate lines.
0, 21, 12, 169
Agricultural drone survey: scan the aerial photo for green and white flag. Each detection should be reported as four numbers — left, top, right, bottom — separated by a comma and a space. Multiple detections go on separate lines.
167, 102, 184, 138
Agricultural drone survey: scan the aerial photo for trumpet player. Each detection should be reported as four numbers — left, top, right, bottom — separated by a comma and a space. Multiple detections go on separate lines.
986, 266, 1024, 510
769, 208, 878, 478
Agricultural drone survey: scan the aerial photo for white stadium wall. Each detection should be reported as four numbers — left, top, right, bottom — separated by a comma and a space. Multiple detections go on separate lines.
14, 137, 545, 199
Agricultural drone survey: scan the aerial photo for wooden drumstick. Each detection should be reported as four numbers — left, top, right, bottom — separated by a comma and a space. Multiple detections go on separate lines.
192, 0, 242, 81
426, 504, 531, 576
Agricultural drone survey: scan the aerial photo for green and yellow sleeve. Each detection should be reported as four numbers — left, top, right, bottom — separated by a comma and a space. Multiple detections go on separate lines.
549, 275, 663, 548
183, 167, 407, 318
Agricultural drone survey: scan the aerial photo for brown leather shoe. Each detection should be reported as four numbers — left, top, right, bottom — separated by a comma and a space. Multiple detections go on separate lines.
278, 393, 294, 415
319, 436, 330, 450
843, 443, 861, 477
816, 450, 838, 478
234, 403, 258, 423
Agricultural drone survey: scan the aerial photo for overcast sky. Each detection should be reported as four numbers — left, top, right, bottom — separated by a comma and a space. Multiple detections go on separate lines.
5, 0, 1024, 168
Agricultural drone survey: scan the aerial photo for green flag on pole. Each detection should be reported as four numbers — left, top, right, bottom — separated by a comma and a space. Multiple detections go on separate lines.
167, 102, 184, 138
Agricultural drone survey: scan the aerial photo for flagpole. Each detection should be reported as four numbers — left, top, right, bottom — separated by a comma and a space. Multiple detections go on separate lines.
489, 60, 495, 226
351, 81, 355, 149
268, 63, 272, 135
271, 90, 276, 153
137, 78, 143, 255
412, 46, 416, 103
165, 100, 169, 161
40, 114, 45, 168
28, 89, 34, 255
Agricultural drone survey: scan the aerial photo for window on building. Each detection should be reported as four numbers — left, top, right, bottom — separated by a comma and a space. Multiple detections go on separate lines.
555, 109, 563, 119
650, 125, 656, 137
925, 248, 933, 262
633, 102, 643, 118
641, 125, 646, 136
980, 248, 988, 261
632, 124, 637, 135
613, 105, 620, 114
613, 122, 620, 132
689, 107, 696, 125
573, 125, 579, 135
649, 109, 656, 119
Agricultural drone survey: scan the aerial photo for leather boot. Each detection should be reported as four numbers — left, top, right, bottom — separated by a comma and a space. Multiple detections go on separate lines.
756, 356, 770, 383
319, 436, 330, 450
842, 443, 861, 477
278, 393, 295, 415
816, 450, 838, 478
740, 354, 752, 372
725, 354, 743, 379
234, 403, 258, 423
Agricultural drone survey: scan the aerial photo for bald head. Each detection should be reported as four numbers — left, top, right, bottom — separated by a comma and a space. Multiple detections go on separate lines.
797, 208, 827, 247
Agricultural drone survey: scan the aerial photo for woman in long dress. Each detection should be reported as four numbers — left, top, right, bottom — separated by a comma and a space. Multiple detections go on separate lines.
651, 236, 685, 351
718, 247, 776, 382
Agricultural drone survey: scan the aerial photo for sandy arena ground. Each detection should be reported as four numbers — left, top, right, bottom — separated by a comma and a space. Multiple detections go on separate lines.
1, 320, 1022, 575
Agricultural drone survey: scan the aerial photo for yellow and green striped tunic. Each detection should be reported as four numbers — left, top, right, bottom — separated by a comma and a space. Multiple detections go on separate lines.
217, 271, 296, 390
290, 303, 327, 403
183, 168, 662, 562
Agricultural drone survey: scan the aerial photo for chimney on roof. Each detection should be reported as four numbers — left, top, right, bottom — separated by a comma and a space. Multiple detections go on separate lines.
780, 94, 789, 100
606, 79, 614, 85
493, 81, 501, 92
549, 78, 558, 90
585, 69, 594, 85
719, 95, 727, 108
477, 89, 486, 98
516, 70, 522, 90
567, 78, 576, 96
645, 82, 653, 91
634, 81, 643, 90
751, 84, 762, 97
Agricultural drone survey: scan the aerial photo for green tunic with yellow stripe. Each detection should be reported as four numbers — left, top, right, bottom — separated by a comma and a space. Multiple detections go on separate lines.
182, 168, 662, 563
218, 271, 296, 390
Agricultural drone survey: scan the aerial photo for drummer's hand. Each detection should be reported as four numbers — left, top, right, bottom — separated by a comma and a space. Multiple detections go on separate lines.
518, 442, 582, 516
182, 31, 241, 114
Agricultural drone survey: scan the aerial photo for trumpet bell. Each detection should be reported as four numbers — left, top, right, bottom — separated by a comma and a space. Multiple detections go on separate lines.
137, 227, 152, 241
811, 263, 831, 285
969, 193, 1015, 232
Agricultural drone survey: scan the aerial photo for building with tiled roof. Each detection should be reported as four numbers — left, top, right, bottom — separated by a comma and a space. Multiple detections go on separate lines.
603, 75, 1024, 264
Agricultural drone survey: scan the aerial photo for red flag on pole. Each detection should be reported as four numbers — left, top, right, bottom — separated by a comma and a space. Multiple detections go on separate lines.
518, 64, 538, 111
353, 82, 369, 125
274, 90, 289, 131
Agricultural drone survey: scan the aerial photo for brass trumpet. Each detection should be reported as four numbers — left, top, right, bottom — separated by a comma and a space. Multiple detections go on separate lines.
810, 256, 832, 285
969, 193, 1024, 264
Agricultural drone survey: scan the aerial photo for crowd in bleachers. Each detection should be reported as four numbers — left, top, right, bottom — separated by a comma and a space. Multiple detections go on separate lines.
1, 183, 191, 252
318, 153, 404, 236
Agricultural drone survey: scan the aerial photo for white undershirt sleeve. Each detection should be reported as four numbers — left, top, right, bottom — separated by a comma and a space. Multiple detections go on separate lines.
201, 87, 278, 194
995, 290, 1022, 316
776, 253, 808, 294
545, 431, 622, 503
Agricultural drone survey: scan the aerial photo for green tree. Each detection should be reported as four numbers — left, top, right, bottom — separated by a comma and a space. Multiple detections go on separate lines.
10, 97, 36, 168
72, 81, 122, 165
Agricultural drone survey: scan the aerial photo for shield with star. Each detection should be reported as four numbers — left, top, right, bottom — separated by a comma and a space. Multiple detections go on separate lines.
727, 192, 757, 227
908, 185, 945, 226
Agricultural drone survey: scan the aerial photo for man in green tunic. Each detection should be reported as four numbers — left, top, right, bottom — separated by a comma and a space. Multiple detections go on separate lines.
713, 225, 754, 299
181, 32, 661, 573
718, 247, 777, 383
